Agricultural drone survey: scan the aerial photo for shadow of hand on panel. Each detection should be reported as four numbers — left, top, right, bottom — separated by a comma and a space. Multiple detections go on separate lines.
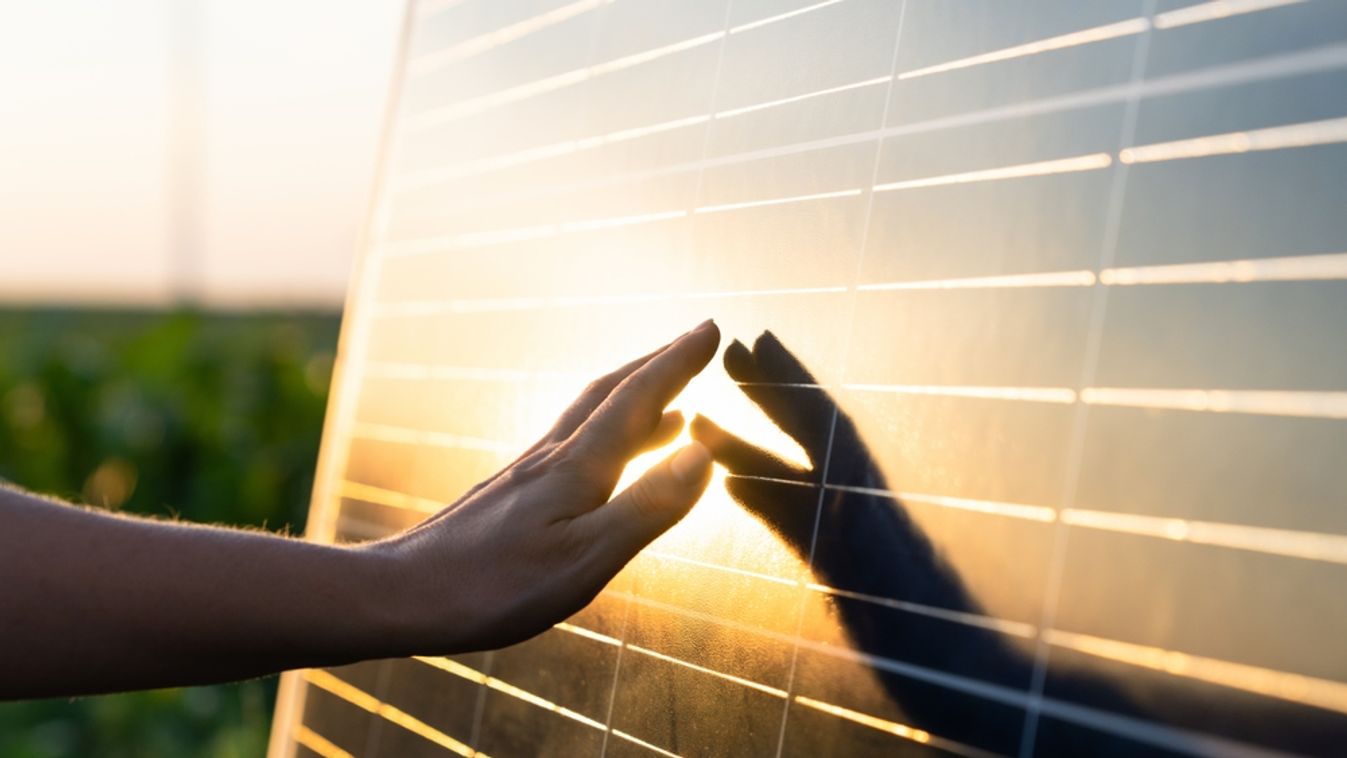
690, 332, 1347, 756
688, 331, 1138, 752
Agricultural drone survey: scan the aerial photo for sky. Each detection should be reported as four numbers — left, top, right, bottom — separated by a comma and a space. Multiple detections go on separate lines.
0, 0, 404, 309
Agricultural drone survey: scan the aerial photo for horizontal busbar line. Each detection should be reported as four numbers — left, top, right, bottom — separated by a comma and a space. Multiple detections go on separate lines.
414, 626, 969, 757
405, 30, 726, 131
713, 74, 892, 119
339, 479, 443, 514
553, 621, 622, 646
791, 696, 1002, 758
294, 724, 355, 758
1060, 508, 1347, 565
301, 669, 480, 756
806, 583, 1038, 638
405, 0, 858, 131
410, 0, 611, 76
564, 616, 986, 756
1046, 629, 1347, 716
643, 549, 801, 587
390, 41, 1347, 218
1080, 388, 1347, 420
370, 284, 845, 316
367, 248, 1347, 317
603, 588, 1334, 755
859, 269, 1097, 291
336, 472, 1347, 570
1101, 251, 1347, 285
728, 0, 846, 35
396, 114, 711, 190
610, 729, 682, 758
873, 152, 1114, 192
395, 73, 888, 192
398, 69, 889, 192
415, 655, 607, 730
844, 486, 1060, 524
350, 421, 516, 453
842, 383, 1078, 404
625, 643, 789, 697
404, 0, 1296, 142
1120, 115, 1347, 163
893, 0, 1300, 81
1152, 0, 1308, 30
379, 209, 686, 259
693, 187, 863, 214
898, 17, 1150, 81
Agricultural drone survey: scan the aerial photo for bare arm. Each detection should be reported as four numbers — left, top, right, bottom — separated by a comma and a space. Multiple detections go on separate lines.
0, 320, 719, 700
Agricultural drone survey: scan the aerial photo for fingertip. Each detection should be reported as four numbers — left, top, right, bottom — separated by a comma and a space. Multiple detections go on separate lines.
724, 339, 756, 380
670, 441, 712, 486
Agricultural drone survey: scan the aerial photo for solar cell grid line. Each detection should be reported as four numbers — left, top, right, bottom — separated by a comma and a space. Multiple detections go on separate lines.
593, 4, 737, 753
387, 40, 1347, 218
896, 16, 1153, 81
366, 249, 1344, 312
767, 4, 909, 754
403, 0, 858, 132
301, 669, 479, 756
1151, 0, 1309, 30
384, 101, 1347, 259
294, 724, 355, 758
400, 0, 1288, 145
1014, 2, 1158, 750
408, 0, 612, 76
389, 0, 1322, 202
367, 249, 1346, 314
591, 588, 1339, 756
545, 622, 998, 756
390, 25, 1343, 201
336, 471, 1347, 568
1119, 114, 1347, 164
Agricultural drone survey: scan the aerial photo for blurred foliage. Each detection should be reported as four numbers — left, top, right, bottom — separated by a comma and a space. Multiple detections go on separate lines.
0, 307, 341, 757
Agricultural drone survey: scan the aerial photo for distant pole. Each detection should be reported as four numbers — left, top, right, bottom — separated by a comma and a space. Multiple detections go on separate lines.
167, 0, 205, 307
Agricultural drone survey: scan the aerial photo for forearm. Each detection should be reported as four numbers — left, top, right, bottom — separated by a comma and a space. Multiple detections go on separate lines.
0, 485, 397, 699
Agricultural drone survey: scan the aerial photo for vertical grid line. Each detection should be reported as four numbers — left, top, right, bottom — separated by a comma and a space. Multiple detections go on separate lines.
466, 651, 495, 751
597, 2, 739, 754
770, 4, 911, 755
1015, 3, 1159, 755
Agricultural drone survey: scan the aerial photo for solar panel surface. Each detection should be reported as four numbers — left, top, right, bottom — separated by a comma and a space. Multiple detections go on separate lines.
270, 1, 1347, 755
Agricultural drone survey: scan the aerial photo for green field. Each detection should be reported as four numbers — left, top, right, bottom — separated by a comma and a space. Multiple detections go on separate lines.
0, 308, 341, 757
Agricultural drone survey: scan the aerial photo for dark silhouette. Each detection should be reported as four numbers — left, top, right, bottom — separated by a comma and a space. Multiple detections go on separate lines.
691, 332, 1342, 757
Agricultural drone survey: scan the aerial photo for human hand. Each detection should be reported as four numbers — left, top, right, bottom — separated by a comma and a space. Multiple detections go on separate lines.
366, 320, 719, 655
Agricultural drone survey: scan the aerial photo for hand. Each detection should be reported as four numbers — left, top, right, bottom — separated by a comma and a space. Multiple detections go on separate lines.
368, 320, 720, 655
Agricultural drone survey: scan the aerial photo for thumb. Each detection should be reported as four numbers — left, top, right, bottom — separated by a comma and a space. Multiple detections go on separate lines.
586, 442, 713, 561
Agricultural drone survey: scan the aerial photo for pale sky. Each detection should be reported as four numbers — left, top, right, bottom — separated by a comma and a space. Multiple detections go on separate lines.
0, 0, 403, 309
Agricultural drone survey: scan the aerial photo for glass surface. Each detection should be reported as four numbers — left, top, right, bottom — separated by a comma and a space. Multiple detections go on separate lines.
274, 1, 1347, 755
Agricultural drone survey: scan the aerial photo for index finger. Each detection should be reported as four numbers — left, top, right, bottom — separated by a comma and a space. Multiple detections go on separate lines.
565, 319, 720, 473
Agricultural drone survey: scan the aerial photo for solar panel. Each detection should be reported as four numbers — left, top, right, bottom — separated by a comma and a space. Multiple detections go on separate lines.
269, 1, 1347, 755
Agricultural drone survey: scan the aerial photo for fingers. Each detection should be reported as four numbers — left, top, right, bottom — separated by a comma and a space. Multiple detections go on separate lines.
724, 334, 836, 460
582, 442, 713, 564
639, 411, 685, 453
565, 320, 720, 476
545, 343, 671, 444
690, 414, 809, 482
